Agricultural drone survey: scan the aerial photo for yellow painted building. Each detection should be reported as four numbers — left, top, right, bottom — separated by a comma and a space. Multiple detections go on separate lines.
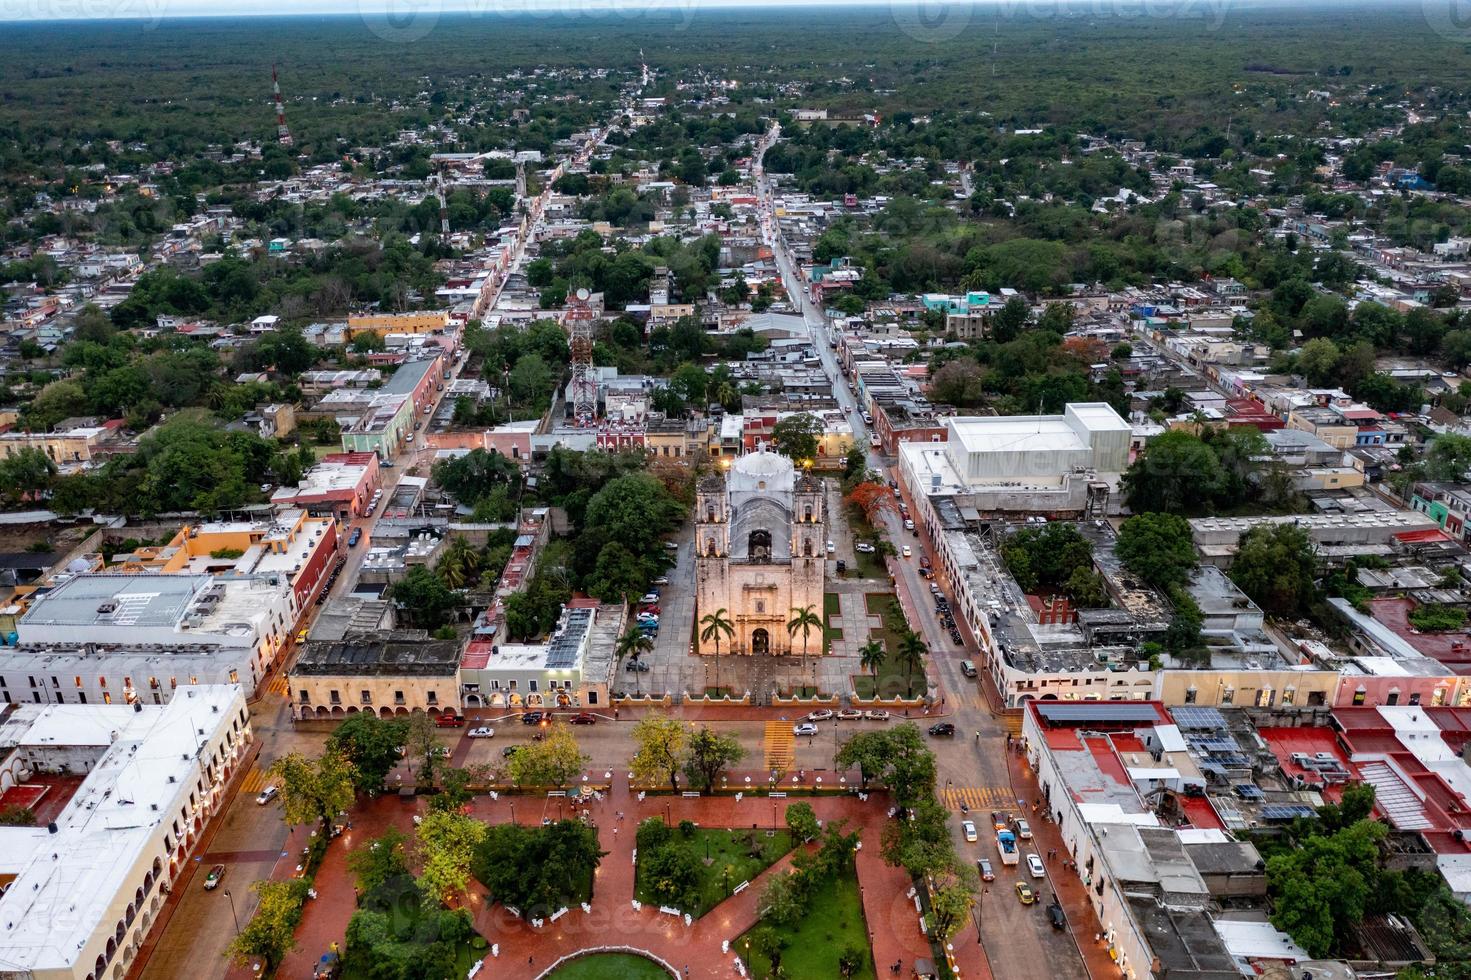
0, 427, 107, 464
346, 310, 450, 338
1154, 668, 1340, 708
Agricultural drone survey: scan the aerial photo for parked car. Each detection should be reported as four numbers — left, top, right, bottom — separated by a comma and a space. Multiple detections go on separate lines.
1013, 818, 1033, 840
863, 709, 890, 721
904, 519, 915, 531
901, 546, 911, 558
347, 527, 362, 547
501, 745, 523, 759
468, 727, 495, 739
640, 593, 660, 605
625, 659, 650, 672
569, 712, 597, 725
928, 722, 956, 737
807, 708, 834, 721
977, 858, 995, 881
960, 660, 977, 678
203, 864, 226, 890
793, 722, 818, 736
836, 708, 863, 721
296, 628, 308, 643
1027, 853, 1046, 879
855, 542, 875, 553
435, 714, 465, 728
1015, 881, 1036, 905
256, 786, 278, 805
962, 820, 978, 842
521, 711, 545, 725
652, 576, 670, 586
1047, 902, 1067, 930
825, 541, 836, 554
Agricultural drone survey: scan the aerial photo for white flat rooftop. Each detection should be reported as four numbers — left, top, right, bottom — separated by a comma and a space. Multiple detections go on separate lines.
0, 686, 244, 974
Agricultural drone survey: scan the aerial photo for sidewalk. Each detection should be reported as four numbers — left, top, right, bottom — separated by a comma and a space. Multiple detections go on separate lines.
256, 779, 942, 980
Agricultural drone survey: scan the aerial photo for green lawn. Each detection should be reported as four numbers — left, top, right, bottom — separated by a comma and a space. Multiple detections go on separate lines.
635, 828, 794, 918
545, 953, 672, 979
824, 593, 843, 652
737, 870, 875, 980
854, 593, 926, 698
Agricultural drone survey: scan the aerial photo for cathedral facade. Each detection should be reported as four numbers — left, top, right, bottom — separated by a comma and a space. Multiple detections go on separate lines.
694, 450, 826, 656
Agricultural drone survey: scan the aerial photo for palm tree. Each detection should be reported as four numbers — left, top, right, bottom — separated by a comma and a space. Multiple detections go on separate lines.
893, 629, 928, 699
435, 537, 479, 590
616, 626, 654, 694
787, 604, 824, 694
700, 608, 735, 696
859, 639, 887, 695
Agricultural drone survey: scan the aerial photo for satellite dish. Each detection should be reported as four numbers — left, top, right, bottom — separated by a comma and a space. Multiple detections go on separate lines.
575, 287, 590, 301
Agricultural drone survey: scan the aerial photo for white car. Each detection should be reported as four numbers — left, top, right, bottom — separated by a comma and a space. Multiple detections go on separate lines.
902, 546, 912, 558
468, 727, 495, 739
1014, 818, 1033, 840
640, 593, 660, 605
1027, 853, 1046, 879
256, 786, 278, 806
825, 541, 836, 554
962, 820, 978, 842
863, 709, 891, 721
807, 709, 835, 721
904, 519, 915, 531
793, 722, 818, 736
855, 542, 875, 553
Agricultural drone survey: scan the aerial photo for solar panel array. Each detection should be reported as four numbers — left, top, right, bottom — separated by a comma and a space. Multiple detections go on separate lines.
1034, 702, 1161, 725
546, 608, 593, 668
1170, 706, 1229, 731
1261, 804, 1318, 822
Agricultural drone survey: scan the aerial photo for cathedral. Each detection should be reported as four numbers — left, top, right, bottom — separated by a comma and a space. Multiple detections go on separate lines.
694, 450, 826, 656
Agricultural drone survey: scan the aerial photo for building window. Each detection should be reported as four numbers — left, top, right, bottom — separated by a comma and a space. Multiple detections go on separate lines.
1409, 692, 1422, 706
1220, 686, 1234, 705
394, 691, 405, 705
78, 693, 86, 704
51, 676, 58, 688
1281, 687, 1295, 706
588, 692, 597, 705
228, 669, 239, 684
98, 676, 106, 689
529, 681, 538, 692
299, 690, 310, 704
360, 691, 372, 705
427, 690, 438, 704
1352, 687, 1366, 706
28, 676, 36, 688
330, 690, 341, 705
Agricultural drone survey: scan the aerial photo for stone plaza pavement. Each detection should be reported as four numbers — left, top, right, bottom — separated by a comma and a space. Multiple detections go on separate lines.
232, 776, 992, 980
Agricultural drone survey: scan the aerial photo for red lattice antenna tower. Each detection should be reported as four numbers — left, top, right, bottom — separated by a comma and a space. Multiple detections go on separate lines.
565, 288, 598, 423
272, 64, 293, 147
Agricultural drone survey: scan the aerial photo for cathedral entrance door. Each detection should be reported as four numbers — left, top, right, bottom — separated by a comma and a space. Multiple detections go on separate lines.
751, 628, 770, 654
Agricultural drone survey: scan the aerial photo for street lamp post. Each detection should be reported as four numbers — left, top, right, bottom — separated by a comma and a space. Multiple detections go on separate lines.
224, 890, 241, 936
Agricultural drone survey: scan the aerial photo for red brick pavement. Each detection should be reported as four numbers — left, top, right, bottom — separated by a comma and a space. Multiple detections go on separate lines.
255, 775, 969, 980
1002, 744, 1117, 980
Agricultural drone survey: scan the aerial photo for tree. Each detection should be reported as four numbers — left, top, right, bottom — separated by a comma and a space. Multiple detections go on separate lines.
786, 604, 824, 687
435, 536, 482, 591
929, 357, 986, 406
682, 725, 745, 793
988, 295, 1030, 343
771, 413, 822, 462
328, 713, 409, 795
892, 629, 927, 697
401, 712, 444, 791
508, 352, 554, 403
507, 723, 589, 789
473, 820, 604, 916
1001, 521, 1095, 593
1267, 819, 1387, 958
615, 625, 654, 665
836, 730, 891, 790
630, 716, 687, 793
347, 826, 411, 895
267, 750, 356, 837
700, 606, 735, 694
1296, 337, 1340, 385
386, 565, 462, 629
0, 448, 56, 507
758, 870, 806, 925
226, 879, 309, 971
1122, 430, 1228, 514
1229, 523, 1318, 618
879, 797, 952, 876
584, 473, 682, 553
925, 866, 978, 942
785, 801, 821, 842
1115, 513, 1199, 589
858, 638, 887, 685
414, 809, 487, 906
73, 303, 115, 344
1424, 433, 1471, 482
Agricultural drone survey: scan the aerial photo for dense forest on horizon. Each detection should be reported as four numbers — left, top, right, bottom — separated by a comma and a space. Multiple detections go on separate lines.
1, 1, 1470, 168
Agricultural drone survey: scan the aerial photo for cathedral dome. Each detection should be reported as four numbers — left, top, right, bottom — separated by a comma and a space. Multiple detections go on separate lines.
727, 449, 795, 495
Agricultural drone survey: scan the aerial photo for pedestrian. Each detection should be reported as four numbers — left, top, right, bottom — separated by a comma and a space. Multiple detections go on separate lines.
613, 826, 618, 837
